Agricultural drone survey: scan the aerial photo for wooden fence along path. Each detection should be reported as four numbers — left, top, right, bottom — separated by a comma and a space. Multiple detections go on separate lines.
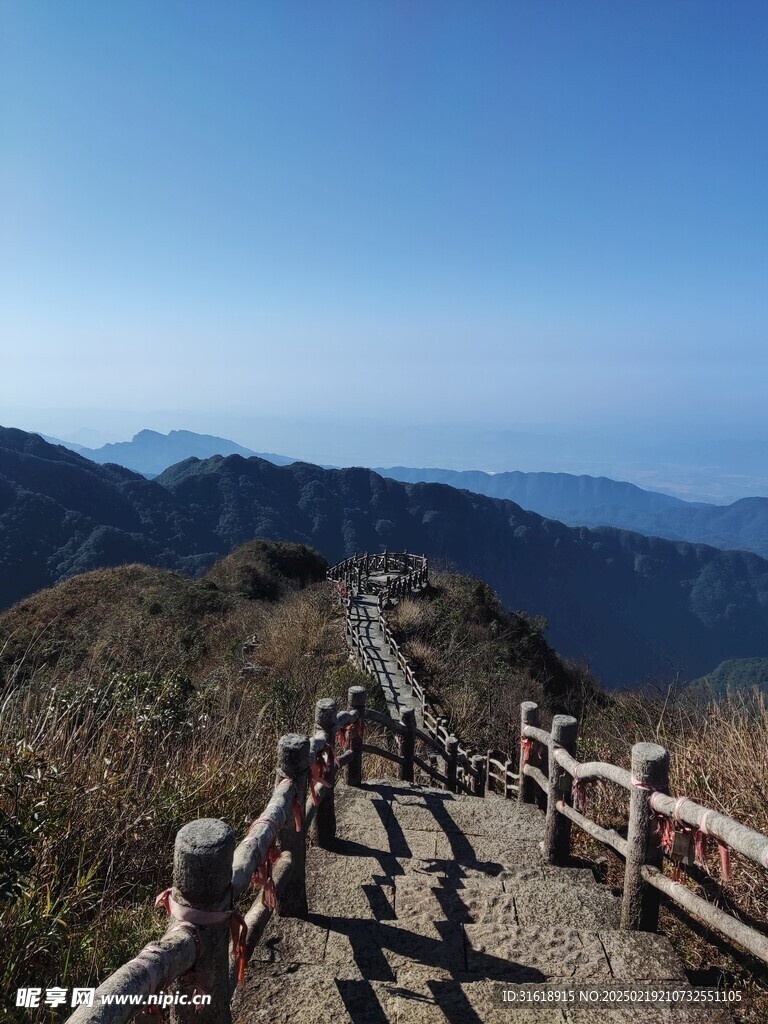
64, 551, 768, 1024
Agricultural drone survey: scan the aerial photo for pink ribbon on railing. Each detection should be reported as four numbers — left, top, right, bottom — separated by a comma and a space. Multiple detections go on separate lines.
310, 743, 336, 806
697, 808, 732, 881
571, 773, 599, 812
154, 889, 250, 988
251, 845, 281, 912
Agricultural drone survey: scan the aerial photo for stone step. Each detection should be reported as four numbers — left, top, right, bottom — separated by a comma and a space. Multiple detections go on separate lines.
233, 911, 711, 1019
239, 910, 692, 981
394, 875, 619, 930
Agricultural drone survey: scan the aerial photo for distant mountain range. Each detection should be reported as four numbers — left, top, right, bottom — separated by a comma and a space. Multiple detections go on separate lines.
44, 429, 297, 476
4, 425, 768, 688
377, 466, 768, 559
40, 430, 768, 558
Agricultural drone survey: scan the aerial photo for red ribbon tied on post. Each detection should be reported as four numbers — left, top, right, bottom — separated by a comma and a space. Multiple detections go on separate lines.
337, 717, 364, 752
521, 736, 538, 765
310, 743, 336, 806
154, 888, 250, 990
251, 844, 281, 911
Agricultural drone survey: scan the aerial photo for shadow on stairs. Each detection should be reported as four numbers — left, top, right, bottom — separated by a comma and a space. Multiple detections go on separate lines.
233, 780, 729, 1024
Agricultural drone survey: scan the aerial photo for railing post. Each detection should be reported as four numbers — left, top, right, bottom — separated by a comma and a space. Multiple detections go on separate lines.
504, 757, 514, 798
518, 701, 539, 805
471, 753, 486, 797
276, 733, 310, 917
347, 685, 366, 787
621, 742, 669, 932
446, 734, 459, 793
543, 715, 578, 865
172, 819, 235, 1024
400, 706, 416, 782
313, 699, 338, 848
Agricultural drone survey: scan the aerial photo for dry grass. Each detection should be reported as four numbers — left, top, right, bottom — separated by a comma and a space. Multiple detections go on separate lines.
572, 689, 768, 1022
0, 571, 364, 1023
386, 571, 582, 752
579, 690, 768, 919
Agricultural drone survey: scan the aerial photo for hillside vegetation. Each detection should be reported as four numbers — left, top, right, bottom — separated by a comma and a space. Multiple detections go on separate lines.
5, 426, 768, 685
687, 657, 768, 699
386, 571, 600, 749
0, 541, 364, 1021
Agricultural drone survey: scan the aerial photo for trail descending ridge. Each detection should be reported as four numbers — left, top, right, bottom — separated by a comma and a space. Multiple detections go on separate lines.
348, 587, 420, 727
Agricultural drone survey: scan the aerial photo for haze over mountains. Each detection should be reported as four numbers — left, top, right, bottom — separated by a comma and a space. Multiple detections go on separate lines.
45, 429, 297, 477
4, 425, 768, 689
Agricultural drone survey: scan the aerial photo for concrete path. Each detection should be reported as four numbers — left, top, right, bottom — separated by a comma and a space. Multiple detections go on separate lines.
347, 590, 423, 728
234, 780, 729, 1024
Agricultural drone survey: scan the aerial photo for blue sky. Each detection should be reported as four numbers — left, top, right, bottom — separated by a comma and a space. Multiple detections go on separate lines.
2, 2, 767, 494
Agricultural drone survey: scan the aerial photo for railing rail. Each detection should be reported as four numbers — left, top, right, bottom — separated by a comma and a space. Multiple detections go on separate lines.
327, 550, 428, 600
518, 706, 768, 968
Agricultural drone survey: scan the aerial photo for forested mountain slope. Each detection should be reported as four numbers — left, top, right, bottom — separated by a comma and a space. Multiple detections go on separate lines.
4, 426, 768, 686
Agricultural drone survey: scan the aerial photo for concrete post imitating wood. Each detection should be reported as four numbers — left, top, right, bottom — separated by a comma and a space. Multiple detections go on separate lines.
446, 735, 459, 793
472, 754, 486, 798
621, 742, 669, 932
346, 686, 366, 787
276, 733, 310, 917
518, 701, 539, 805
544, 715, 578, 865
400, 707, 416, 782
172, 819, 235, 1024
504, 758, 515, 799
384, 550, 389, 572
313, 699, 338, 848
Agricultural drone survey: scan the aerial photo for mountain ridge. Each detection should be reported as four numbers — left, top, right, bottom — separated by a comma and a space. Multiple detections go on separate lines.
378, 465, 768, 558
41, 428, 768, 559
4, 426, 768, 687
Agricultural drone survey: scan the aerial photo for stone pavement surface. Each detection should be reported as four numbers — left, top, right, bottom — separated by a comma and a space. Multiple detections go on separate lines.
347, 590, 421, 726
233, 780, 729, 1024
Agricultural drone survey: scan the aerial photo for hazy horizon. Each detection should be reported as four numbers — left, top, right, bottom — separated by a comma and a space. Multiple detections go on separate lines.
3, 4, 767, 504
6, 409, 768, 504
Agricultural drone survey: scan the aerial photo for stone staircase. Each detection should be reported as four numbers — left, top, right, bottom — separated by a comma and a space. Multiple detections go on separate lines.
233, 779, 729, 1023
